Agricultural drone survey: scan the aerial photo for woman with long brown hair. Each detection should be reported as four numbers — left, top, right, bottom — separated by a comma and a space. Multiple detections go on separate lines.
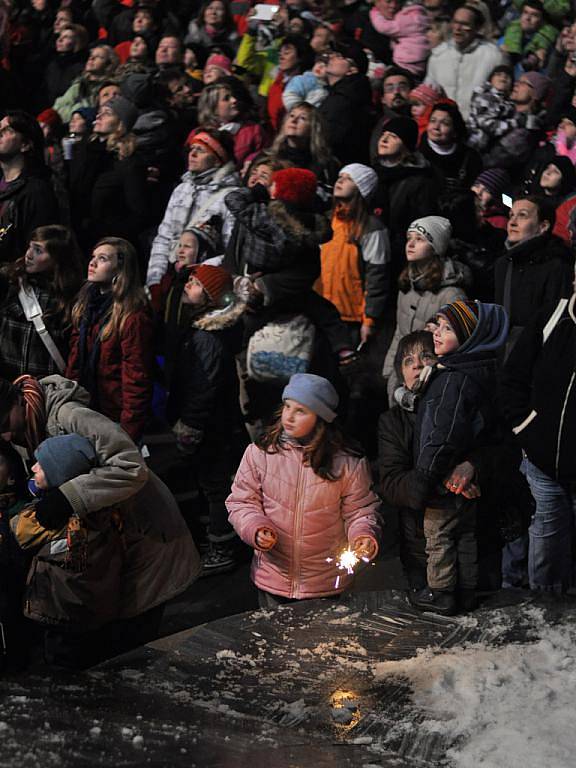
0, 224, 83, 380
66, 237, 154, 442
270, 102, 339, 201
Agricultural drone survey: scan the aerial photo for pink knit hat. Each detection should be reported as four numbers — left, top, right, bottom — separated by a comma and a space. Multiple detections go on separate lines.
409, 82, 446, 106
205, 53, 232, 75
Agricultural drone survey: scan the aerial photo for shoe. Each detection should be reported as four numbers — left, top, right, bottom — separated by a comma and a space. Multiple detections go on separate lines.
458, 589, 477, 613
409, 587, 457, 616
200, 544, 237, 578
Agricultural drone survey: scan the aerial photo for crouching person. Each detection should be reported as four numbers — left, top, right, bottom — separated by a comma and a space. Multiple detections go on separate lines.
0, 374, 201, 668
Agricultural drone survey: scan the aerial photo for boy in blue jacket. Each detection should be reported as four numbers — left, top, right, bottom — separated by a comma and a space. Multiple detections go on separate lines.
410, 299, 509, 615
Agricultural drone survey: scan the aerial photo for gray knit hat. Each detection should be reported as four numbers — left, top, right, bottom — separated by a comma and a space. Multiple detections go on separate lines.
339, 163, 378, 200
107, 95, 139, 132
282, 373, 339, 423
407, 215, 452, 257
34, 434, 97, 489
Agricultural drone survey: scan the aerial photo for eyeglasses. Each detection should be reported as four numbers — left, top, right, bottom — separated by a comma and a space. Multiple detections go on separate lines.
451, 20, 473, 29
383, 83, 410, 93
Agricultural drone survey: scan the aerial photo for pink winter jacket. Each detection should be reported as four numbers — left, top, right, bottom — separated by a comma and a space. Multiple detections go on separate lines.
370, 3, 430, 75
226, 442, 381, 599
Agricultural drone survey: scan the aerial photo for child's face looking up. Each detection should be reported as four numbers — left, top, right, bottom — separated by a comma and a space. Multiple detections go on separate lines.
491, 71, 512, 95
405, 230, 435, 261
433, 315, 460, 356
411, 101, 426, 119
281, 399, 318, 439
176, 231, 199, 270
333, 173, 358, 200
374, 0, 398, 20
31, 461, 49, 490
182, 274, 208, 306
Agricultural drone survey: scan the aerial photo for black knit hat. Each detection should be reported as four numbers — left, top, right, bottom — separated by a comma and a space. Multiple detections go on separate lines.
383, 116, 419, 152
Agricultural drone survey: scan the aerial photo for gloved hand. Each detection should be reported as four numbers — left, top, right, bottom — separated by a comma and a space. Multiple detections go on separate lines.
34, 488, 74, 530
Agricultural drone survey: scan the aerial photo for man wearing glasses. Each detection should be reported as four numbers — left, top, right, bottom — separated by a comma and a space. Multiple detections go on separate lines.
425, 4, 504, 118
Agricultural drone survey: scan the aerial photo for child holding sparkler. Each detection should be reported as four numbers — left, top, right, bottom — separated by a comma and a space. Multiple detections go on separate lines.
226, 373, 381, 607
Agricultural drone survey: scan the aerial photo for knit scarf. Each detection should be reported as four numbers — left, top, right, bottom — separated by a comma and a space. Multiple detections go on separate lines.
13, 374, 46, 453
77, 284, 113, 409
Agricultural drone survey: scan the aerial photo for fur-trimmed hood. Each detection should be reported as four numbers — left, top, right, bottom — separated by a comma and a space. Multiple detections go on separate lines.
192, 297, 246, 331
267, 200, 332, 245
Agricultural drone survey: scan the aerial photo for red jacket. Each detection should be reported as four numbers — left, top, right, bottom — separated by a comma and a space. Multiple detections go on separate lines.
267, 74, 287, 132
66, 309, 155, 442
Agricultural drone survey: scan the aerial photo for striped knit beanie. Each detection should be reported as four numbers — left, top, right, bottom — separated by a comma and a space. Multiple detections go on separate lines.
437, 300, 479, 344
473, 168, 510, 199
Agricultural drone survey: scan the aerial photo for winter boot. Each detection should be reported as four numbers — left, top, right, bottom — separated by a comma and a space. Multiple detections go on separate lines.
409, 587, 457, 616
200, 541, 238, 578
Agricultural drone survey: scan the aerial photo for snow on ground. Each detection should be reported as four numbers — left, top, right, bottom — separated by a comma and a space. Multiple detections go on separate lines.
373, 606, 576, 768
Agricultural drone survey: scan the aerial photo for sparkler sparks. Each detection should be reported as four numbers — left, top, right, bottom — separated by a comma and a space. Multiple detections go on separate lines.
327, 547, 370, 588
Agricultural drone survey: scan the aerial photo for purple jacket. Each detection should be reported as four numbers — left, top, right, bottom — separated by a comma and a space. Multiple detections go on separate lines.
227, 442, 381, 598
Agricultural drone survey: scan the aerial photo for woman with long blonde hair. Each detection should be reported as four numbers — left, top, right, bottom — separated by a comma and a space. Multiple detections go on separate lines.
196, 78, 268, 165
270, 103, 339, 200
66, 237, 154, 442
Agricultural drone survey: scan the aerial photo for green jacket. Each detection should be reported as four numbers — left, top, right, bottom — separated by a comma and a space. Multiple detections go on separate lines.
503, 19, 558, 56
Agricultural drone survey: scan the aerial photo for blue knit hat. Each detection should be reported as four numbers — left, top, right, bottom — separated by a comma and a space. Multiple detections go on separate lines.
282, 374, 339, 423
34, 434, 97, 489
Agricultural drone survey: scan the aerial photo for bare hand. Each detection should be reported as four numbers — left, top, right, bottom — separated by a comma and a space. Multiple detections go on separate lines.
360, 323, 375, 345
255, 527, 277, 550
444, 461, 476, 495
352, 536, 377, 561
462, 482, 481, 499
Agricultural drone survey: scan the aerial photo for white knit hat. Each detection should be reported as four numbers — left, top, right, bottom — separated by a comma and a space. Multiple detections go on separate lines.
339, 163, 378, 200
407, 216, 452, 257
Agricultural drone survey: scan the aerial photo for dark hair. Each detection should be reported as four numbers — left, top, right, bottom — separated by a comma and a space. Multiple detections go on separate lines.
398, 257, 444, 293
196, 0, 235, 31
258, 409, 363, 481
7, 225, 83, 321
394, 330, 435, 381
382, 66, 415, 89
280, 34, 315, 72
522, 0, 545, 13
0, 379, 19, 428
3, 110, 46, 167
512, 194, 556, 229
429, 101, 468, 142
457, 4, 484, 28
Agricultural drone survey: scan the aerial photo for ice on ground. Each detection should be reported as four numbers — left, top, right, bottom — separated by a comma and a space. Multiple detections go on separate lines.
373, 608, 576, 767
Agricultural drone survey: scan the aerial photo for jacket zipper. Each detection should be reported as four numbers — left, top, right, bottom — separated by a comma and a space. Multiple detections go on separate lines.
290, 456, 304, 599
556, 372, 575, 479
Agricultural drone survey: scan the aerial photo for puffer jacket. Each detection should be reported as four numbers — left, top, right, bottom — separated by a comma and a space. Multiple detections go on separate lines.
425, 38, 504, 119
226, 441, 381, 598
369, 2, 430, 75
22, 376, 200, 629
65, 307, 155, 443
317, 214, 391, 325
383, 257, 470, 386
146, 162, 241, 287
414, 302, 509, 503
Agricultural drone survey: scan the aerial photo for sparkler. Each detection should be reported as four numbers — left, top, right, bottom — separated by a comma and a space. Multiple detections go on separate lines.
327, 547, 370, 588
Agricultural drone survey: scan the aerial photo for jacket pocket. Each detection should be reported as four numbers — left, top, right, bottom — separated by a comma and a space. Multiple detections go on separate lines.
512, 409, 537, 436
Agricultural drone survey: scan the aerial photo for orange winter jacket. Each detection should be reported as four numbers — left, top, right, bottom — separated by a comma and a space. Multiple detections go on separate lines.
317, 214, 391, 325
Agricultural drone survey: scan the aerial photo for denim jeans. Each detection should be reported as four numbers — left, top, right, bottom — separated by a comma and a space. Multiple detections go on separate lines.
522, 457, 576, 593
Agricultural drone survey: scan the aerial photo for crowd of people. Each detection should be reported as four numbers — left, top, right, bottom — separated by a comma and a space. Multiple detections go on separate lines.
0, 0, 575, 670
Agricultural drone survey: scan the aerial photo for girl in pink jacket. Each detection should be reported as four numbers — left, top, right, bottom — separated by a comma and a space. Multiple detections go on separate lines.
370, 0, 430, 76
226, 374, 381, 608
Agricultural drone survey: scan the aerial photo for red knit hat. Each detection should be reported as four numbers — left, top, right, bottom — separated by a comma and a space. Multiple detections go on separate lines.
36, 108, 62, 129
271, 168, 317, 208
188, 264, 232, 305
